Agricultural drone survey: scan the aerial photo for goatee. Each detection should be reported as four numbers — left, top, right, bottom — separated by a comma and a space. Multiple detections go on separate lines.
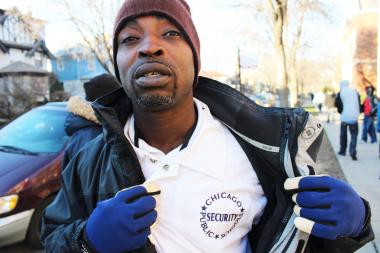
136, 94, 174, 109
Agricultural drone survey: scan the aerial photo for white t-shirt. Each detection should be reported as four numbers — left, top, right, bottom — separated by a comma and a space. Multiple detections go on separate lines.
124, 98, 267, 253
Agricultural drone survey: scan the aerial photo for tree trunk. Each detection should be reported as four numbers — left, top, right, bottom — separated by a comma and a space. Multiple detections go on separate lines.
288, 7, 305, 107
268, 0, 289, 107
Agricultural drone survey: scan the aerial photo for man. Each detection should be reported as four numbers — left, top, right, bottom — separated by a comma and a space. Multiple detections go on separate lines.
41, 1, 373, 252
312, 92, 325, 113
62, 74, 120, 169
324, 91, 336, 123
335, 80, 361, 160
361, 86, 377, 144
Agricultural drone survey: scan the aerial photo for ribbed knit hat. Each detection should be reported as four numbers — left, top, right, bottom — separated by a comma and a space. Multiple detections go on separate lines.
83, 74, 121, 102
113, 0, 201, 85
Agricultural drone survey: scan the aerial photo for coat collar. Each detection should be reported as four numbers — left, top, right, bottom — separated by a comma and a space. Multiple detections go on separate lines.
91, 76, 307, 156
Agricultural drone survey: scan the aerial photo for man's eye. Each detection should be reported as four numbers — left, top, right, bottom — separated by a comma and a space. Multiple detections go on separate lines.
163, 30, 181, 37
121, 36, 139, 44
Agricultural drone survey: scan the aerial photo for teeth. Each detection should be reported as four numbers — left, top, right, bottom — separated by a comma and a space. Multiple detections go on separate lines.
144, 72, 161, 77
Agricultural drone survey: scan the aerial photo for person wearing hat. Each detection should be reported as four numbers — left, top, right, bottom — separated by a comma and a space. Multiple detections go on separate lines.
41, 1, 373, 252
62, 74, 120, 170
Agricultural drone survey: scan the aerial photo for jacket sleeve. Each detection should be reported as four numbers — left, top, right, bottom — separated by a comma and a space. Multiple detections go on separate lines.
41, 157, 89, 253
62, 127, 102, 171
371, 97, 377, 116
61, 145, 73, 172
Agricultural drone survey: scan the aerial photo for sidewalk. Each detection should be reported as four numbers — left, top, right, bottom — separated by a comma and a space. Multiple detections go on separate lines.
323, 120, 380, 253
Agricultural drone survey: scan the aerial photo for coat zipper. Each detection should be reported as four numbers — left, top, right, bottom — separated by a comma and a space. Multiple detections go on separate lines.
272, 112, 310, 253
268, 115, 293, 251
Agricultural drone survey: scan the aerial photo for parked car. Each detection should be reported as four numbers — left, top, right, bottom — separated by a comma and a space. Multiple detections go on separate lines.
0, 102, 69, 248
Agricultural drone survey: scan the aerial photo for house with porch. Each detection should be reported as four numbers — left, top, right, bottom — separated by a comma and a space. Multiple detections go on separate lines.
0, 7, 55, 118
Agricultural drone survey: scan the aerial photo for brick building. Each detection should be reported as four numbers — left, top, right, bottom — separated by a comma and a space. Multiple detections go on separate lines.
342, 0, 378, 92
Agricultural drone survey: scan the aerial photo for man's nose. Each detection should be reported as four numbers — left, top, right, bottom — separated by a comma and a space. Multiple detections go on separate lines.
138, 36, 164, 58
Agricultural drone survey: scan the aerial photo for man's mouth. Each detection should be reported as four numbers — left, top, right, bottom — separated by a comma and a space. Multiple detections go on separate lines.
134, 63, 173, 88
143, 72, 163, 78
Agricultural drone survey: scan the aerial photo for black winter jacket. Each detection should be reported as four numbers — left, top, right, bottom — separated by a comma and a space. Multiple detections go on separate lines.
41, 77, 373, 253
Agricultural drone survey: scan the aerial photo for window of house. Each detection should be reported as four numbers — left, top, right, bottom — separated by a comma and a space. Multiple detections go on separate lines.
87, 57, 95, 71
34, 54, 43, 68
0, 78, 4, 92
35, 59, 43, 68
2, 77, 10, 93
57, 58, 64, 71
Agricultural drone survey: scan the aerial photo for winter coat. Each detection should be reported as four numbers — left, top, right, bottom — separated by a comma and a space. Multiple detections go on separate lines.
334, 83, 361, 123
362, 96, 377, 117
62, 96, 102, 170
41, 77, 373, 253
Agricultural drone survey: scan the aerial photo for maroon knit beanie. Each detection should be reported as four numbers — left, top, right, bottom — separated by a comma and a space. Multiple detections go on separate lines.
113, 0, 201, 85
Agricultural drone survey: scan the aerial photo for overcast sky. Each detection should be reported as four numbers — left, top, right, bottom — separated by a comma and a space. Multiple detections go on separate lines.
0, 0, 360, 75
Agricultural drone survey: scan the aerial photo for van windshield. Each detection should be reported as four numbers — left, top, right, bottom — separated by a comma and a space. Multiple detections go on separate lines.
0, 109, 68, 154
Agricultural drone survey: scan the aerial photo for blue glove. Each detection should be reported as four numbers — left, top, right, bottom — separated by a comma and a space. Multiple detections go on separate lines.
284, 175, 365, 240
85, 185, 158, 253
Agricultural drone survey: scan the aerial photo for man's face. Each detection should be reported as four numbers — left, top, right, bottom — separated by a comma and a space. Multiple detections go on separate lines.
116, 15, 195, 111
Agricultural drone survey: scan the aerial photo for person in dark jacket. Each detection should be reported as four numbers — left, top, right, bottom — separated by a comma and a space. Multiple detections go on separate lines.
361, 86, 377, 144
62, 74, 120, 169
41, 1, 374, 253
334, 80, 362, 160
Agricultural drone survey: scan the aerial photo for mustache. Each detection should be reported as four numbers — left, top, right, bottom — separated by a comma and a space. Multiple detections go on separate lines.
129, 58, 175, 78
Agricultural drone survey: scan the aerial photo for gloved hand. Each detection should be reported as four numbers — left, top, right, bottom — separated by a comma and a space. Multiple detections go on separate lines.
284, 175, 365, 240
85, 185, 159, 253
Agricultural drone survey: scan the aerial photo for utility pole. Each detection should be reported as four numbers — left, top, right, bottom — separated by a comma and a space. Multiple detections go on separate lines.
237, 47, 242, 92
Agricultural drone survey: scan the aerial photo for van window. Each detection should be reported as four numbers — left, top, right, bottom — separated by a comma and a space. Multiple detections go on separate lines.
0, 109, 68, 153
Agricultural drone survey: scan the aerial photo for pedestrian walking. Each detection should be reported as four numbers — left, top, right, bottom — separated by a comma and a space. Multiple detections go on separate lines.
62, 74, 120, 170
335, 80, 361, 160
361, 86, 377, 144
41, 1, 373, 253
312, 92, 325, 113
324, 91, 336, 123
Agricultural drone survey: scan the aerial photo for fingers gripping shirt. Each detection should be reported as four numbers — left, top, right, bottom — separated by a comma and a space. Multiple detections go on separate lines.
124, 98, 267, 253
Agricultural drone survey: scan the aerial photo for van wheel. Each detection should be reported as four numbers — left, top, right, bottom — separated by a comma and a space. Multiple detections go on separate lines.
25, 194, 56, 248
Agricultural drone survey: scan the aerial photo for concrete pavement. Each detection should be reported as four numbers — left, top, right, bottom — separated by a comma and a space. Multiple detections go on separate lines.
323, 120, 379, 253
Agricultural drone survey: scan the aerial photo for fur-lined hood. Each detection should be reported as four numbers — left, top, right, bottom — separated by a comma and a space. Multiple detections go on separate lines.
67, 96, 99, 124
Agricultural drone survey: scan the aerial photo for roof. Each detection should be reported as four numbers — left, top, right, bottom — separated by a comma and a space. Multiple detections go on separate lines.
0, 39, 55, 59
0, 61, 49, 75
25, 40, 55, 59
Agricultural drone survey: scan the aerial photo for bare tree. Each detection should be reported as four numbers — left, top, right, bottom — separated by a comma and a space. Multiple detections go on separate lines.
54, 0, 123, 74
4, 8, 45, 43
287, 0, 331, 106
229, 0, 290, 106
230, 0, 337, 106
